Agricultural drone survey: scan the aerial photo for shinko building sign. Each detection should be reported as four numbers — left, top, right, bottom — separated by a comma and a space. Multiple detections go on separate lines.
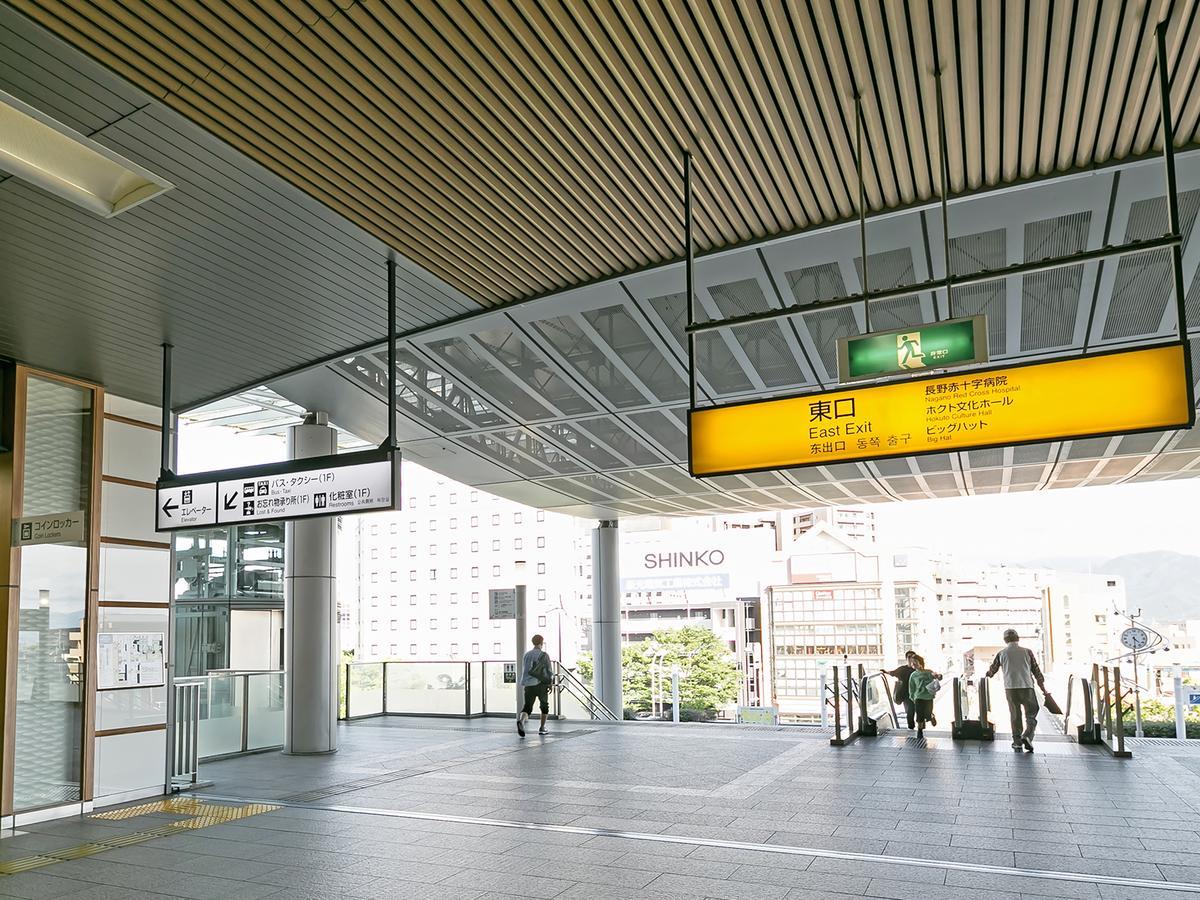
837, 316, 989, 383
690, 343, 1194, 477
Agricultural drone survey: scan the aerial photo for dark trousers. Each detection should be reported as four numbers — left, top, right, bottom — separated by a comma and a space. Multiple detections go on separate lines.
914, 698, 934, 725
1006, 687, 1039, 744
523, 684, 549, 715
901, 699, 915, 729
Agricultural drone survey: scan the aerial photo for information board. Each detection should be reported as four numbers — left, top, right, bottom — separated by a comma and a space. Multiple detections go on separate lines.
1188, 689, 1200, 707
97, 632, 165, 689
489, 588, 517, 620
690, 343, 1193, 477
838, 316, 988, 383
157, 447, 399, 531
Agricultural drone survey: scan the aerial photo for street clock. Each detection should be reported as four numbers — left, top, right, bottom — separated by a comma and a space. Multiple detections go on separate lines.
1120, 626, 1150, 651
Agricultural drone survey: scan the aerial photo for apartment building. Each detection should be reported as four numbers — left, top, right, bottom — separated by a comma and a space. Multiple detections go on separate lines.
337, 460, 590, 664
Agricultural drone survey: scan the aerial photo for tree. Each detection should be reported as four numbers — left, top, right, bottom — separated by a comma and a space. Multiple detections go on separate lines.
576, 627, 740, 713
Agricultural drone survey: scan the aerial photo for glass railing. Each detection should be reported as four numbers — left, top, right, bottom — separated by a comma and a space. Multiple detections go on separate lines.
175, 670, 284, 761
337, 660, 613, 721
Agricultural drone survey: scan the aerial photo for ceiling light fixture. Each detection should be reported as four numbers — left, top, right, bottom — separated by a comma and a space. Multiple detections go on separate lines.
0, 89, 172, 217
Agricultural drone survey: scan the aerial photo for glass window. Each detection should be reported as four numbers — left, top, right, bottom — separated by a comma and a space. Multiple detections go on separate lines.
471, 541, 479, 552
537, 563, 546, 574
14, 375, 95, 812
472, 618, 480, 628
472, 643, 480, 654
491, 514, 500, 526
491, 565, 500, 576
409, 620, 417, 629
537, 537, 545, 548
492, 643, 501, 654
492, 540, 500, 551
538, 616, 547, 627
409, 644, 418, 654
536, 511, 545, 522
514, 538, 523, 550
470, 516, 479, 527
514, 513, 522, 524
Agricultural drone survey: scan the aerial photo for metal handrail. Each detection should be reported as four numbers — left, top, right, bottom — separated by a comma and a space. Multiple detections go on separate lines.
555, 663, 618, 721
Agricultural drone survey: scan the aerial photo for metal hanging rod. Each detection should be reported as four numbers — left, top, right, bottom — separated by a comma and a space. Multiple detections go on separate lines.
685, 233, 1181, 336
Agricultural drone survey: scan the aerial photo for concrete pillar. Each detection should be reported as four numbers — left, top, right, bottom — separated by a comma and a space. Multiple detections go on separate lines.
592, 519, 622, 713
283, 413, 338, 754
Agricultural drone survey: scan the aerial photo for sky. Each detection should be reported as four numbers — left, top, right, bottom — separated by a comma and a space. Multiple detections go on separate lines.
179, 421, 1199, 565
871, 479, 1200, 564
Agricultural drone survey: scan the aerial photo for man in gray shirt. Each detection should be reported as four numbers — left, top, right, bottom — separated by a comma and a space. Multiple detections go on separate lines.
517, 635, 553, 738
986, 628, 1046, 753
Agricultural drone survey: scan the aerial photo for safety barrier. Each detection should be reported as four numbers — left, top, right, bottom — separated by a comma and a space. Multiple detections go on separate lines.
171, 681, 201, 788
1093, 663, 1132, 758
825, 663, 866, 746
339, 660, 616, 722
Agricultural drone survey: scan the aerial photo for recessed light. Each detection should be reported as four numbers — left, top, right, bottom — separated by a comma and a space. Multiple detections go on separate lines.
0, 89, 172, 217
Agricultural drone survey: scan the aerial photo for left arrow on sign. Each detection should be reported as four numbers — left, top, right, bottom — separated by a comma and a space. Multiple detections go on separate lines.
223, 491, 239, 511
161, 497, 179, 518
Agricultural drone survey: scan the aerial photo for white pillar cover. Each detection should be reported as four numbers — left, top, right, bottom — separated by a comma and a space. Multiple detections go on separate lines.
283, 421, 338, 754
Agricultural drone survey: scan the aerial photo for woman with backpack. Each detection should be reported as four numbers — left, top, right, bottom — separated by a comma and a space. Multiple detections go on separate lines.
907, 654, 942, 738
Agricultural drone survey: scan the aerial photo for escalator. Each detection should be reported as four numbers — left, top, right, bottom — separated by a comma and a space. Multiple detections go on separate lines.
951, 676, 995, 740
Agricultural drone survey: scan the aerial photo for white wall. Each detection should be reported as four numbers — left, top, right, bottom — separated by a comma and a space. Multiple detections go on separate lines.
94, 395, 170, 806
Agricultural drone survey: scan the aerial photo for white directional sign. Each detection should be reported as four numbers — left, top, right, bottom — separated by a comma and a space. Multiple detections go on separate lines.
156, 449, 399, 532
216, 457, 394, 524
489, 588, 517, 620
156, 483, 217, 530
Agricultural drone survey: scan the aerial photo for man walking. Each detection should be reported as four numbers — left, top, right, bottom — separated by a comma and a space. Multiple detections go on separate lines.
986, 629, 1045, 752
517, 634, 553, 738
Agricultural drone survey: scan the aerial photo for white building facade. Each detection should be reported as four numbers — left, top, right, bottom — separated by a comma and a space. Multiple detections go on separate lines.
337, 461, 590, 665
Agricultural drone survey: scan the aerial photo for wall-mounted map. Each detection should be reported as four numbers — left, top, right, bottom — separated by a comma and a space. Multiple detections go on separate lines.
97, 632, 165, 689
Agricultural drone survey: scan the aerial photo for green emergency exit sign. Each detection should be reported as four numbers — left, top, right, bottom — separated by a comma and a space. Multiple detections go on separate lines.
837, 316, 988, 383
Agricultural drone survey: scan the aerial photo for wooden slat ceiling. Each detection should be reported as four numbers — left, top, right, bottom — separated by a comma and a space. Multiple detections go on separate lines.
12, 0, 1200, 310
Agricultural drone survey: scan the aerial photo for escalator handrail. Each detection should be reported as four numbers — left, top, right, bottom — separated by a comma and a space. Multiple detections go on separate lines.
859, 672, 899, 728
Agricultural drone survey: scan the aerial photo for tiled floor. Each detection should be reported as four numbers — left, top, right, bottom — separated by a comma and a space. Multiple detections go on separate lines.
2, 718, 1199, 899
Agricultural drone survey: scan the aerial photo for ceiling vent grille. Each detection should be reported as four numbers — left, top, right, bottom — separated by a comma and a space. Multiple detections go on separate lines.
710, 279, 807, 388
1021, 212, 1090, 351
1103, 191, 1200, 340
646, 292, 754, 396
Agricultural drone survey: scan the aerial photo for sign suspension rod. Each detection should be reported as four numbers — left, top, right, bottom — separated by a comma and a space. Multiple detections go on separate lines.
935, 67, 954, 323
1156, 22, 1189, 343
855, 93, 870, 334
684, 150, 697, 412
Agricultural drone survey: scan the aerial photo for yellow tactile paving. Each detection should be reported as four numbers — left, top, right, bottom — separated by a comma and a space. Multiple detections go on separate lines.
0, 798, 279, 877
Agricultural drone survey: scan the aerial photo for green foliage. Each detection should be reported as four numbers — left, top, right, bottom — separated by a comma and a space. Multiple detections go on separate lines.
575, 629, 741, 714
627, 626, 740, 712
1121, 695, 1200, 738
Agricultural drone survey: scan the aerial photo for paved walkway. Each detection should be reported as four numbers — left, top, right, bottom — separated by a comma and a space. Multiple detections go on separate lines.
1, 718, 1198, 899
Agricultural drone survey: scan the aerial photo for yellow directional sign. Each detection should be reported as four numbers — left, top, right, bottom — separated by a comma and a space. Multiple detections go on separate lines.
689, 343, 1194, 477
